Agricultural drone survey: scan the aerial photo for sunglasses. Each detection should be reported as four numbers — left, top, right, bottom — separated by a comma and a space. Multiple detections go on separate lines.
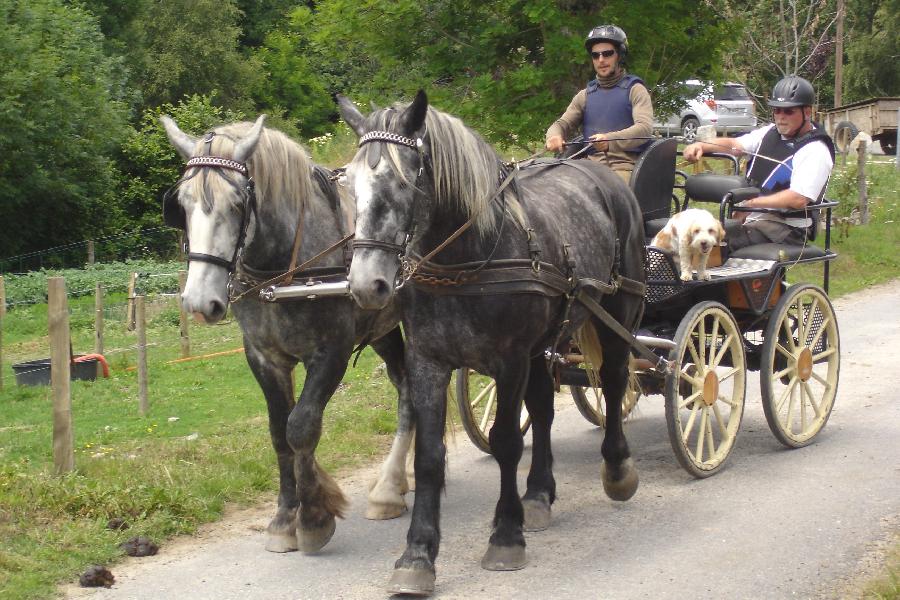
590, 49, 616, 59
772, 107, 799, 116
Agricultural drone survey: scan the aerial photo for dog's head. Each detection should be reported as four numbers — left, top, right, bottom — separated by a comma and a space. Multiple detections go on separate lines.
688, 213, 725, 254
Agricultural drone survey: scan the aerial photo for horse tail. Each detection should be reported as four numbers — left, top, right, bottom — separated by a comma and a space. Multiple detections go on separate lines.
573, 320, 604, 389
315, 459, 349, 519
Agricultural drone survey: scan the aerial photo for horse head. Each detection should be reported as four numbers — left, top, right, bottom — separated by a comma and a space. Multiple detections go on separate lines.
338, 91, 429, 310
161, 114, 266, 323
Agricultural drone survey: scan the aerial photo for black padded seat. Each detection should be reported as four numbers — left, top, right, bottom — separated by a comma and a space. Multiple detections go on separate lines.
729, 242, 827, 261
630, 138, 677, 222
643, 217, 670, 238
685, 174, 749, 203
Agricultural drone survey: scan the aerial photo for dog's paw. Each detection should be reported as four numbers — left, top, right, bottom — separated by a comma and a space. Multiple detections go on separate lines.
700, 272, 712, 281
680, 272, 693, 282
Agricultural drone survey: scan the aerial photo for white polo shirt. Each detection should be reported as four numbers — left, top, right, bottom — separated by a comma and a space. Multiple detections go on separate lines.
736, 124, 833, 228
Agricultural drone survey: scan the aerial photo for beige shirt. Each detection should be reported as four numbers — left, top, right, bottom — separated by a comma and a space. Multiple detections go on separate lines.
546, 82, 654, 172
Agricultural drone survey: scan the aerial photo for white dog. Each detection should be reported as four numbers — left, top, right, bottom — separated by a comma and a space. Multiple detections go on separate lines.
651, 208, 725, 281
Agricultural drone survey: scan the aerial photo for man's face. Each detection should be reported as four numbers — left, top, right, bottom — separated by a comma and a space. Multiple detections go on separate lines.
773, 105, 811, 137
590, 42, 618, 78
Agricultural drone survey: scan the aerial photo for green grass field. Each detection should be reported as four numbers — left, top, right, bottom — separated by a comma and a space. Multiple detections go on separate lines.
0, 149, 897, 600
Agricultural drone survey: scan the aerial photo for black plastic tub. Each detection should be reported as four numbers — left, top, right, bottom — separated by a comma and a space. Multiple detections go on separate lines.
11, 356, 99, 386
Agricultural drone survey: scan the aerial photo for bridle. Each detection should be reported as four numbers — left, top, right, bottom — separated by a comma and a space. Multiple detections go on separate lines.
162, 137, 257, 274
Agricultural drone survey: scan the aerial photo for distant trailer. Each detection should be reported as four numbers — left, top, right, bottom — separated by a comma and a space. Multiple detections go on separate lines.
822, 97, 899, 155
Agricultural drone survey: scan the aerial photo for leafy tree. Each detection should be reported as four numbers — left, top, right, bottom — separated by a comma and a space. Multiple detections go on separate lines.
118, 95, 246, 237
119, 0, 263, 113
252, 6, 337, 137
308, 0, 737, 148
843, 0, 900, 102
0, 0, 130, 259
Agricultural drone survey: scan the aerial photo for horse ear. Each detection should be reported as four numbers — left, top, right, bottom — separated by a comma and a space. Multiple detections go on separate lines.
399, 89, 428, 136
337, 95, 367, 137
233, 115, 266, 163
160, 115, 198, 160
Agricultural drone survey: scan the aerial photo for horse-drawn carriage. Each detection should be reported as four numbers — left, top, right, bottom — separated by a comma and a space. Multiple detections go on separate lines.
456, 136, 840, 478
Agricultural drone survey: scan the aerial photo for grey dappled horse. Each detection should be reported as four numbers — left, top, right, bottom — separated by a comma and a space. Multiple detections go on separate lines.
161, 115, 413, 554
338, 91, 646, 595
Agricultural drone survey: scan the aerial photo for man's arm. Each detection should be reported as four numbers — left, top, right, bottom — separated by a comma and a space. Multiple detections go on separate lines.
683, 137, 744, 162
546, 89, 586, 152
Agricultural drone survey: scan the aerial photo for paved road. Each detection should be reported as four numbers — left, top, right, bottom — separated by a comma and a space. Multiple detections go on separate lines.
69, 281, 900, 600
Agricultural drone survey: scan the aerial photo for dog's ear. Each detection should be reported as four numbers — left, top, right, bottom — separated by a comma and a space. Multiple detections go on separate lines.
653, 230, 671, 250
716, 221, 726, 242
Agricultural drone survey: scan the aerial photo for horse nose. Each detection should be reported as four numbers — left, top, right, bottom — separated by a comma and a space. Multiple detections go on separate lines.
206, 299, 227, 322
350, 276, 393, 310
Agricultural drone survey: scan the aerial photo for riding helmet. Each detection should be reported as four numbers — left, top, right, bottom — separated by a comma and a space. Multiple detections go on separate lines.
584, 24, 628, 59
767, 75, 816, 107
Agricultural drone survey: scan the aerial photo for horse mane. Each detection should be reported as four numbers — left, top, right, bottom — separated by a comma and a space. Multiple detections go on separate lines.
186, 121, 318, 219
376, 103, 524, 235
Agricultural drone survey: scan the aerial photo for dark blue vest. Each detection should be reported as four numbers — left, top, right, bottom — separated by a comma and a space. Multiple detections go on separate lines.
746, 125, 835, 195
583, 74, 651, 154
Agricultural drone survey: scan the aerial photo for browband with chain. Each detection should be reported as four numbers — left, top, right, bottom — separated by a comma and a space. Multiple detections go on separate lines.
359, 131, 421, 149
185, 156, 249, 176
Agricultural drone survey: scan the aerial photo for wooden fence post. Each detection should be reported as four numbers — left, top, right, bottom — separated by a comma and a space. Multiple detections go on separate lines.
0, 275, 5, 391
125, 272, 137, 331
87, 240, 95, 266
94, 283, 104, 378
857, 140, 868, 225
178, 270, 190, 358
136, 295, 149, 415
49, 277, 75, 475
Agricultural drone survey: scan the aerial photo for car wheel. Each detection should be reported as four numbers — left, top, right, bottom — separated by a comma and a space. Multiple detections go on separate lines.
878, 137, 896, 156
833, 121, 859, 154
682, 117, 700, 143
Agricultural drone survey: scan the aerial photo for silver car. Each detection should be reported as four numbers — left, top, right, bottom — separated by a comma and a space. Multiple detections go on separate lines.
654, 80, 757, 142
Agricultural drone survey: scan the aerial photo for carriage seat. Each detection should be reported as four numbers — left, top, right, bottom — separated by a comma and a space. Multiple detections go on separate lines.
729, 242, 827, 261
629, 138, 678, 237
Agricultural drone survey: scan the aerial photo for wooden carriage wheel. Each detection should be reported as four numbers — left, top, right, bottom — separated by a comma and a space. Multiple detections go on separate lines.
665, 301, 746, 478
455, 368, 531, 454
570, 383, 640, 428
760, 283, 840, 448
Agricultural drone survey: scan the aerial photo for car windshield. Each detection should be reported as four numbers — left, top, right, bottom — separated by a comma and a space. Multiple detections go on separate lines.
715, 85, 749, 101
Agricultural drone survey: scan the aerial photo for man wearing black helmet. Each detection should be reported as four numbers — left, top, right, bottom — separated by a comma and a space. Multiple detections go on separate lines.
683, 75, 835, 250
545, 24, 654, 184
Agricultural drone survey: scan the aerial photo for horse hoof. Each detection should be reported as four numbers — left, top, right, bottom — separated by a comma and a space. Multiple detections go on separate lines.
481, 544, 527, 571
297, 517, 336, 553
522, 498, 551, 532
387, 567, 435, 596
265, 531, 298, 553
601, 457, 639, 501
365, 500, 407, 520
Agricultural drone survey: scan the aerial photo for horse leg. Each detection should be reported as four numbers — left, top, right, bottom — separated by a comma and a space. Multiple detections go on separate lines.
521, 355, 555, 532
244, 346, 300, 553
366, 326, 414, 520
387, 355, 449, 596
481, 360, 529, 571
598, 334, 639, 501
286, 342, 353, 553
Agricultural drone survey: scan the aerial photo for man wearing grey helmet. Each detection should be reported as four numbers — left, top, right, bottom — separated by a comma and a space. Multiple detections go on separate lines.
545, 24, 654, 184
683, 75, 835, 249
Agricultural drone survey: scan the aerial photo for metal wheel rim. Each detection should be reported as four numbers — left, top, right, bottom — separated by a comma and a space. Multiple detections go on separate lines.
666, 302, 746, 477
455, 368, 531, 454
682, 120, 699, 142
761, 285, 839, 447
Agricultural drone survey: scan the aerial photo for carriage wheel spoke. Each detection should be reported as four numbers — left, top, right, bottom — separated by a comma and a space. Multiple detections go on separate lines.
717, 393, 740, 409
800, 380, 808, 431
776, 342, 796, 362
679, 390, 703, 410
682, 400, 701, 442
809, 370, 833, 391
478, 390, 495, 431
695, 408, 709, 461
808, 316, 830, 350
802, 297, 820, 343
712, 403, 728, 438
801, 381, 823, 419
688, 338, 702, 369
813, 347, 837, 362
698, 319, 707, 366
711, 333, 734, 368
708, 317, 721, 366
782, 312, 799, 352
679, 369, 703, 388
772, 365, 794, 381
775, 377, 798, 416
705, 413, 717, 457
717, 366, 740, 382
783, 382, 799, 430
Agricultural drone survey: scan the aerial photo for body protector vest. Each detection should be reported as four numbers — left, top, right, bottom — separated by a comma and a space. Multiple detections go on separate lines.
746, 125, 835, 197
583, 74, 652, 155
